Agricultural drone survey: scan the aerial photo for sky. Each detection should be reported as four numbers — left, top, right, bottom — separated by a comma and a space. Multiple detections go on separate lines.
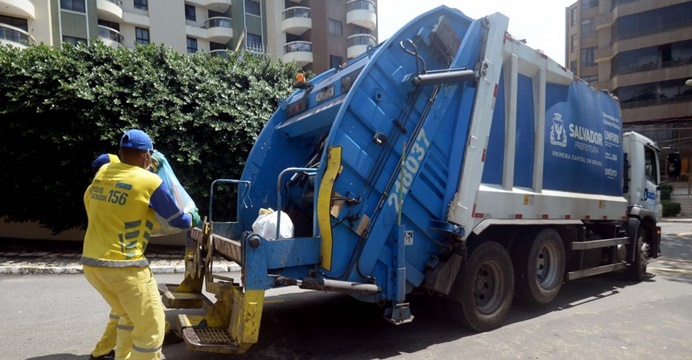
377, 0, 576, 66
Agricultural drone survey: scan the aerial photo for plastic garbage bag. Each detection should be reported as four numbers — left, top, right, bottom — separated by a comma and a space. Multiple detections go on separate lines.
252, 208, 294, 240
149, 150, 197, 236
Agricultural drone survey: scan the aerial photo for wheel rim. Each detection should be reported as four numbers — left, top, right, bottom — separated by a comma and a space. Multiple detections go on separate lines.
473, 261, 504, 313
535, 242, 559, 288
639, 235, 650, 271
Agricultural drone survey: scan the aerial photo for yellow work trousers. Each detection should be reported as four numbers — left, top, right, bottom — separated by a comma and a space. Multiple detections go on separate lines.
91, 313, 118, 357
84, 265, 165, 360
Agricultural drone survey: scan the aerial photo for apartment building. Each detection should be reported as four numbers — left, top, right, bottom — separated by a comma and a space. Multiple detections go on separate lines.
265, 0, 378, 73
0, 0, 378, 73
566, 0, 692, 175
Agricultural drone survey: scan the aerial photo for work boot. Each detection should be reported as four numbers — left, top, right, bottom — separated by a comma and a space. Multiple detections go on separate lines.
89, 349, 115, 360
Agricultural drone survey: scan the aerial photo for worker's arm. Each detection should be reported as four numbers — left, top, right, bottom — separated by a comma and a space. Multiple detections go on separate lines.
149, 182, 193, 229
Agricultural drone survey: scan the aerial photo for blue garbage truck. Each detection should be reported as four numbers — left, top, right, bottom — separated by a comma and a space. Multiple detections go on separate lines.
159, 5, 675, 354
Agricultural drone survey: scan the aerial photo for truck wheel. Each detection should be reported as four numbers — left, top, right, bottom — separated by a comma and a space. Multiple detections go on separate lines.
626, 227, 649, 282
446, 241, 514, 332
514, 228, 565, 306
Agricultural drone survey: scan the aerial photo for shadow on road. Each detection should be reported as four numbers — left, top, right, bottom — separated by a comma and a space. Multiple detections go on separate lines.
158, 271, 663, 360
26, 355, 88, 360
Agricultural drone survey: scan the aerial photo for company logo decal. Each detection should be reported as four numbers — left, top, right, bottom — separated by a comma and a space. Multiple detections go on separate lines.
550, 113, 567, 148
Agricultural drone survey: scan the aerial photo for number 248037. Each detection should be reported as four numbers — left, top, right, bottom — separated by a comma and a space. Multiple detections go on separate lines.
387, 129, 430, 212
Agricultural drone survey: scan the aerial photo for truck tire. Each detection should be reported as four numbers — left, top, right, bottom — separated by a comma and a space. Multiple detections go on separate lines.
446, 241, 514, 332
626, 227, 649, 282
514, 228, 565, 306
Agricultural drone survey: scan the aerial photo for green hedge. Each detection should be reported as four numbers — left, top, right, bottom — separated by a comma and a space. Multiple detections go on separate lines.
659, 183, 673, 201
0, 41, 299, 234
662, 200, 681, 217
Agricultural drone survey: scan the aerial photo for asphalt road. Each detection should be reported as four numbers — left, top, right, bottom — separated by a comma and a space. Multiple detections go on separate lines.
1, 222, 691, 360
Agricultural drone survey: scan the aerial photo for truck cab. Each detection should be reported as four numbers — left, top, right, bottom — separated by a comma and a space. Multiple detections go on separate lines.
623, 131, 661, 220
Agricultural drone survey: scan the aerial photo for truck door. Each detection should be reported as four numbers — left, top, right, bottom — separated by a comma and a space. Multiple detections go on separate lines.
642, 144, 660, 218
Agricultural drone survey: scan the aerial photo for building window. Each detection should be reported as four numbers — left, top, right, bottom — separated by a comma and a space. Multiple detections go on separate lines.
98, 20, 120, 31
0, 15, 29, 31
570, 60, 577, 73
185, 4, 196, 21
134, 0, 148, 10
582, 75, 597, 85
245, 0, 261, 16
580, 19, 595, 38
581, 47, 595, 67
329, 19, 342, 36
330, 55, 343, 69
63, 35, 87, 46
246, 33, 263, 52
581, 0, 598, 10
570, 34, 577, 52
210, 42, 226, 51
60, 0, 85, 12
187, 37, 198, 53
136, 27, 149, 45
247, 33, 262, 46
570, 7, 577, 26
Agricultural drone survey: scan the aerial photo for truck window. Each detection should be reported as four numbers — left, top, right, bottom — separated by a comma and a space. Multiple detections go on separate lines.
644, 146, 658, 184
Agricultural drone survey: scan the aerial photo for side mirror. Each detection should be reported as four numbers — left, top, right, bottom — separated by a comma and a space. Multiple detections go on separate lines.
667, 152, 681, 178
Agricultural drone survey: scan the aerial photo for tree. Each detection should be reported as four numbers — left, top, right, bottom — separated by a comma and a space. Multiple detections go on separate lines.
0, 41, 299, 234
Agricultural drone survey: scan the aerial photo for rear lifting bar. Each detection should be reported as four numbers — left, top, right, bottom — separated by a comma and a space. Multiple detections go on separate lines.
275, 276, 380, 295
412, 69, 475, 87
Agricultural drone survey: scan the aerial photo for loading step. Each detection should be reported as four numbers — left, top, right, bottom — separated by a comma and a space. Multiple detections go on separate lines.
182, 327, 239, 354
158, 283, 212, 309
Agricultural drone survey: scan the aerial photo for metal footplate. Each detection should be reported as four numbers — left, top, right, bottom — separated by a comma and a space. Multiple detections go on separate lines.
158, 283, 212, 309
157, 224, 214, 309
182, 327, 240, 354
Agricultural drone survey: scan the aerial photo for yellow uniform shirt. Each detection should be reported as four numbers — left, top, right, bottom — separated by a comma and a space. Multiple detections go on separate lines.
81, 162, 191, 267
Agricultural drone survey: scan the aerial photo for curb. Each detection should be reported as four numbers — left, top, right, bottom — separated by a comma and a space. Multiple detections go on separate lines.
0, 263, 241, 275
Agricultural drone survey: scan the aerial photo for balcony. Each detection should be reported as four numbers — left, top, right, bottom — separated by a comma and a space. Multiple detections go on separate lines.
282, 7, 311, 36
206, 0, 232, 13
0, 0, 35, 19
205, 17, 233, 43
186, 0, 232, 12
96, 0, 123, 22
283, 41, 312, 67
594, 45, 613, 62
98, 25, 124, 48
0, 23, 34, 48
621, 96, 692, 123
347, 33, 376, 59
210, 49, 230, 58
346, 0, 376, 31
595, 12, 613, 30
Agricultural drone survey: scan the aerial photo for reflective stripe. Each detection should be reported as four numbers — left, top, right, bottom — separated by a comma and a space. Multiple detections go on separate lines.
124, 220, 142, 229
80, 256, 149, 267
164, 210, 183, 223
132, 344, 162, 353
145, 220, 154, 230
117, 324, 134, 331
109, 314, 120, 320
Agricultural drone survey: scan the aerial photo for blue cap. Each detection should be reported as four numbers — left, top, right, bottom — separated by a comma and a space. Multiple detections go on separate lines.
92, 154, 112, 169
120, 129, 153, 151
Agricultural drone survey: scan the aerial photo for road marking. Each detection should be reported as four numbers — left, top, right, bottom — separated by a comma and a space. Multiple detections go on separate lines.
674, 232, 692, 237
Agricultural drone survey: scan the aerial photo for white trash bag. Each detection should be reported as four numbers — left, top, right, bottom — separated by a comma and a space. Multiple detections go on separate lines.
252, 208, 294, 240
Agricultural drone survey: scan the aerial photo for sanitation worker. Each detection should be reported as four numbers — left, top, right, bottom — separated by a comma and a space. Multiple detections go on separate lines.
92, 153, 120, 173
88, 153, 121, 360
81, 129, 201, 360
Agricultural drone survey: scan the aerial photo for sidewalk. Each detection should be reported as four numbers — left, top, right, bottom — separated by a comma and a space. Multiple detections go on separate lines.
0, 238, 239, 275
2, 218, 690, 275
